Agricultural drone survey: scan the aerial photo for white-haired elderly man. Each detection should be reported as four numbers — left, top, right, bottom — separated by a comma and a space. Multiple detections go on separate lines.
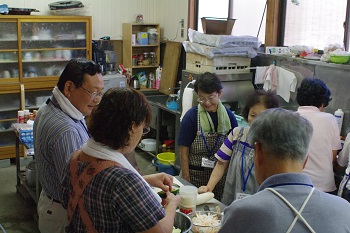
219, 108, 350, 233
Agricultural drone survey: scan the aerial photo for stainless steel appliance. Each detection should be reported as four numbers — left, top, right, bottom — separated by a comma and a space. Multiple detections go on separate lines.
180, 70, 255, 115
102, 74, 127, 93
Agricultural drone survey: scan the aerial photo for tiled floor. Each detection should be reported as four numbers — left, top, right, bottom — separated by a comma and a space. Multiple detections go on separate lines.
0, 149, 157, 233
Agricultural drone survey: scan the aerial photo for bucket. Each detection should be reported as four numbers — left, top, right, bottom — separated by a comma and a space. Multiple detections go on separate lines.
152, 158, 178, 176
157, 152, 175, 165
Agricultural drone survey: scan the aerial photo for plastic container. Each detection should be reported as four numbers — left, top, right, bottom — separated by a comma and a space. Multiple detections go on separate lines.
166, 94, 179, 110
152, 158, 177, 175
157, 152, 175, 165
139, 138, 156, 152
330, 55, 350, 64
334, 109, 344, 134
137, 32, 148, 45
179, 186, 198, 215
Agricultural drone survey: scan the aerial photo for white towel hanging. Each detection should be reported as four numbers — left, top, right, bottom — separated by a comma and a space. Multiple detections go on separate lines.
180, 80, 196, 122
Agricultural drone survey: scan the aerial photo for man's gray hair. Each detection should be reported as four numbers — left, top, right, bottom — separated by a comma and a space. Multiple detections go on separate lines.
247, 108, 313, 161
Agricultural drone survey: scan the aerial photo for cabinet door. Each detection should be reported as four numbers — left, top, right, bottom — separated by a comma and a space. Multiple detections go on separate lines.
20, 21, 89, 86
25, 89, 52, 110
0, 21, 19, 82
0, 92, 20, 131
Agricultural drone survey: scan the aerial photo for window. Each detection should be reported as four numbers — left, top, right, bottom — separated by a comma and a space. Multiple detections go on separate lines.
197, 0, 230, 33
192, 0, 350, 49
196, 0, 266, 43
283, 0, 347, 50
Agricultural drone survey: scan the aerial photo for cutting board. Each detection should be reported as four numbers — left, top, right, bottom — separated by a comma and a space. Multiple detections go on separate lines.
159, 41, 182, 95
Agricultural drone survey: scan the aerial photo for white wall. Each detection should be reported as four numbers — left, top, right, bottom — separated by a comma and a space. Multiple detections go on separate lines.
1, 0, 188, 42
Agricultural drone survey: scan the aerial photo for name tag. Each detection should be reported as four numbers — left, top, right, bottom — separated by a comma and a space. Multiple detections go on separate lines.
236, 192, 251, 200
201, 158, 215, 168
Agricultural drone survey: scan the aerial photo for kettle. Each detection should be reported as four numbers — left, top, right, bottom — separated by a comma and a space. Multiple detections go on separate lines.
131, 76, 140, 90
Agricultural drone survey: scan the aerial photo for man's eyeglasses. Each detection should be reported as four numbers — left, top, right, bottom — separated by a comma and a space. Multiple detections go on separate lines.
81, 86, 103, 99
197, 93, 217, 104
143, 126, 151, 135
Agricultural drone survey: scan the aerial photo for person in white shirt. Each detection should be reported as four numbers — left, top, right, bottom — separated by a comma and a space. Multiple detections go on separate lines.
296, 78, 342, 194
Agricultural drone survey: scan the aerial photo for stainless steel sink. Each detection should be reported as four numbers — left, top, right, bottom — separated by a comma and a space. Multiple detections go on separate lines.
146, 94, 169, 106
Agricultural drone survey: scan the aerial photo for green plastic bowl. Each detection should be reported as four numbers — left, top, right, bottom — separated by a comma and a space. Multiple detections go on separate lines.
330, 55, 350, 64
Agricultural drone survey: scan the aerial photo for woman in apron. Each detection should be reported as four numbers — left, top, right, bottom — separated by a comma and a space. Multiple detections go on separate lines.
199, 90, 279, 205
61, 88, 181, 233
178, 72, 237, 200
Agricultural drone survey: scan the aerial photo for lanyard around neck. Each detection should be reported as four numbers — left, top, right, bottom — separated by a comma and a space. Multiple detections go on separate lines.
200, 127, 220, 158
241, 145, 254, 192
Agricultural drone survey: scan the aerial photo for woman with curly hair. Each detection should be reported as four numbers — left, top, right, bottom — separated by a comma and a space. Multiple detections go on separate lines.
198, 89, 279, 205
61, 88, 180, 233
296, 78, 342, 194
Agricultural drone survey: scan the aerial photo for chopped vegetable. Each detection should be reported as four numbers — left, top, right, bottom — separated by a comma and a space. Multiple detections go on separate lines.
172, 226, 181, 233
157, 185, 180, 198
192, 212, 221, 227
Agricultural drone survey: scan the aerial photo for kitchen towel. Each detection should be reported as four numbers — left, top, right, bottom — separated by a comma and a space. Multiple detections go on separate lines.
254, 66, 268, 84
263, 64, 278, 91
82, 138, 162, 203
180, 80, 196, 122
275, 67, 297, 102
198, 99, 231, 134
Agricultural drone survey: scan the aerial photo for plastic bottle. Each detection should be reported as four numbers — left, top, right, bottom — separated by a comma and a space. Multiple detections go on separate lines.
334, 109, 344, 134
18, 110, 24, 123
155, 65, 162, 90
24, 109, 30, 123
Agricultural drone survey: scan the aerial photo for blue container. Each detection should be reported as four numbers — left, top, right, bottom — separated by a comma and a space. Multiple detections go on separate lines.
137, 32, 148, 45
152, 158, 178, 176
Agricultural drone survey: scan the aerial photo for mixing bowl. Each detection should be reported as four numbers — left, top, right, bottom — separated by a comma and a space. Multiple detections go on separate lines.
190, 211, 223, 233
174, 211, 193, 233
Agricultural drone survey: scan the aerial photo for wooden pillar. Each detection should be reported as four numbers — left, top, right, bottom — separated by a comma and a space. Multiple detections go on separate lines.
188, 0, 198, 30
265, 0, 281, 46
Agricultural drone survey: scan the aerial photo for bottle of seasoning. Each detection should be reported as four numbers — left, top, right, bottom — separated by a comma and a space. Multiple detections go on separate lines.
132, 55, 137, 66
24, 109, 30, 123
18, 110, 24, 123
137, 54, 143, 66
148, 72, 155, 88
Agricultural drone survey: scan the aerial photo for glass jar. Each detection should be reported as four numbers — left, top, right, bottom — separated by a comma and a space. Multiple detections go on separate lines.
142, 52, 149, 66
150, 52, 156, 66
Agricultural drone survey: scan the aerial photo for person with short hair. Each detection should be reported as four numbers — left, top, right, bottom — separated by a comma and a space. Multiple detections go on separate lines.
34, 58, 104, 233
296, 78, 342, 193
61, 88, 181, 233
199, 90, 279, 205
219, 108, 350, 233
178, 72, 238, 200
